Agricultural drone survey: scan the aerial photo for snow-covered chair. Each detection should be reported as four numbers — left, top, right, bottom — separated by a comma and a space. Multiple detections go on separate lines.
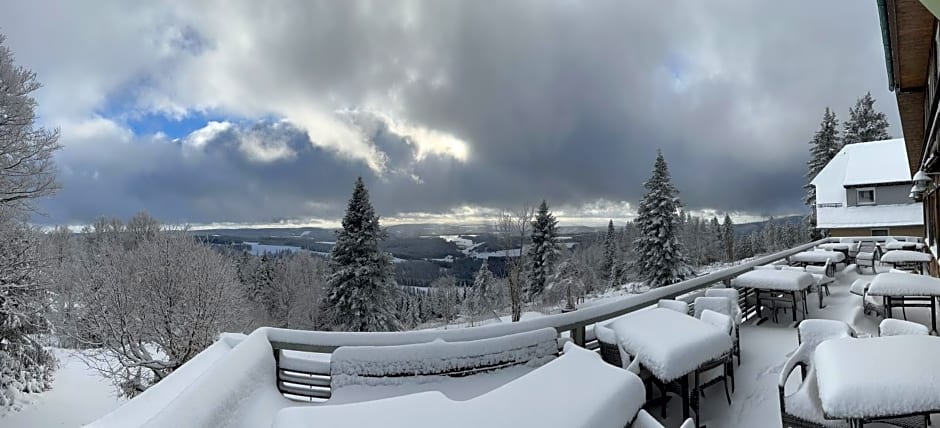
705, 288, 742, 365
696, 309, 734, 403
657, 299, 689, 315
595, 322, 628, 368
854, 240, 880, 274
693, 296, 733, 319
630, 409, 694, 428
783, 262, 834, 308
879, 319, 929, 337
797, 319, 854, 350
777, 343, 849, 428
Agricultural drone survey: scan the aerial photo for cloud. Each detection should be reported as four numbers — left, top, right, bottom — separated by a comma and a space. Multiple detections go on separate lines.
0, 0, 901, 226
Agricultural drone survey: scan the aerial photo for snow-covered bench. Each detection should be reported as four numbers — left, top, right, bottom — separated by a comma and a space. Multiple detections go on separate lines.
272, 343, 648, 428
328, 328, 560, 389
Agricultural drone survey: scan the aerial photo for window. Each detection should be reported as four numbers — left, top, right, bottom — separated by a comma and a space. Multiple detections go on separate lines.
871, 228, 890, 237
857, 188, 876, 205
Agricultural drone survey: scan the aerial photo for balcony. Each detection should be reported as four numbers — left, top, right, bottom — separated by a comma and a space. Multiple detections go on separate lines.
87, 236, 939, 428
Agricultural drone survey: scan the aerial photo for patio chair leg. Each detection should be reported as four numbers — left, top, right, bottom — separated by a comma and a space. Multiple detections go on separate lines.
727, 360, 735, 393
722, 363, 731, 405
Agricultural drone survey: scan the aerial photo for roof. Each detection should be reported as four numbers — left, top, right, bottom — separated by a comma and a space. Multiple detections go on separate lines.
811, 139, 912, 195
816, 203, 923, 229
842, 139, 912, 186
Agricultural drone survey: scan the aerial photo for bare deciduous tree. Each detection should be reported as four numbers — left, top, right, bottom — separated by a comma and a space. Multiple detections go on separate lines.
0, 35, 60, 211
497, 205, 532, 322
68, 228, 244, 397
0, 34, 60, 408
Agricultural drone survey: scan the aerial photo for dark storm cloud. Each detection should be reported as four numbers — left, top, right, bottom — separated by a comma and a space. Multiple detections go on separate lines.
0, 0, 900, 225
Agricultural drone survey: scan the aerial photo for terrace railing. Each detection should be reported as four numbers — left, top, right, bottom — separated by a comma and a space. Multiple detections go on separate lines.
269, 235, 922, 399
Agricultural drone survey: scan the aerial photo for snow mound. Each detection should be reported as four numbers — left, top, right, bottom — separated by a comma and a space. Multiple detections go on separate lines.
879, 319, 929, 337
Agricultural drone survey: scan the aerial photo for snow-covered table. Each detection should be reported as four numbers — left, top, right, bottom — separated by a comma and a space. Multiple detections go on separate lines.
867, 272, 940, 332
733, 269, 814, 323
815, 336, 940, 422
611, 308, 732, 422
880, 250, 933, 274
882, 241, 924, 251
789, 250, 845, 266
817, 243, 852, 251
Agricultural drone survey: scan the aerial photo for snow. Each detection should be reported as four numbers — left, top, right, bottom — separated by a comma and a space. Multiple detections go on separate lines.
880, 249, 933, 263
692, 296, 732, 318
272, 343, 646, 428
867, 272, 940, 296
656, 298, 690, 315
245, 241, 303, 255
732, 269, 814, 291
817, 243, 852, 251
611, 308, 732, 382
329, 328, 558, 388
0, 349, 124, 427
88, 333, 248, 427
790, 250, 845, 264
840, 139, 912, 186
816, 204, 923, 229
879, 318, 929, 336
883, 241, 924, 250
815, 336, 940, 419
797, 319, 853, 349
849, 278, 870, 296
279, 350, 330, 373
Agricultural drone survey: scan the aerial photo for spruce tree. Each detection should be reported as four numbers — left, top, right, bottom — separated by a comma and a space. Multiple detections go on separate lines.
469, 261, 498, 321
722, 214, 735, 262
600, 220, 617, 283
320, 177, 400, 332
525, 200, 558, 301
843, 92, 890, 145
632, 151, 693, 288
804, 107, 842, 206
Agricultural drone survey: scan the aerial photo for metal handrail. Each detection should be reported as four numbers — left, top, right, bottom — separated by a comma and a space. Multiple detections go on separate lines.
268, 235, 921, 354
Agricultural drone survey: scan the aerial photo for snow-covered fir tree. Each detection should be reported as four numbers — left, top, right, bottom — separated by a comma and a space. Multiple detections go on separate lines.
600, 220, 617, 283
804, 107, 842, 206
525, 200, 558, 301
722, 214, 734, 262
320, 177, 401, 332
842, 92, 890, 145
549, 259, 584, 310
632, 151, 693, 288
0, 35, 61, 407
468, 261, 498, 322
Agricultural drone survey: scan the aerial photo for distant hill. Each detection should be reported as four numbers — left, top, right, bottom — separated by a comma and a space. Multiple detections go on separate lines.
733, 215, 804, 236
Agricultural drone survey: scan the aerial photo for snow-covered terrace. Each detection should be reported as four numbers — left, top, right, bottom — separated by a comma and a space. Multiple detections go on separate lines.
87, 236, 940, 428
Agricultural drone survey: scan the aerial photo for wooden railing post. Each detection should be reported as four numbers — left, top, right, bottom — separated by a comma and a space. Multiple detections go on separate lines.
570, 326, 586, 347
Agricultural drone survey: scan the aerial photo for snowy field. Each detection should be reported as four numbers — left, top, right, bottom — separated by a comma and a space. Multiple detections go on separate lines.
0, 349, 125, 428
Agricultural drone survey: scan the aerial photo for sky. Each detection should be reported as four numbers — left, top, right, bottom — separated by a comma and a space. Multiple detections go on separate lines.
0, 0, 901, 228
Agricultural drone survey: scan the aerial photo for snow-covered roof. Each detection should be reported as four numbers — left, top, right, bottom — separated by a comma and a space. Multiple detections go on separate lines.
816, 204, 923, 229
811, 139, 911, 194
